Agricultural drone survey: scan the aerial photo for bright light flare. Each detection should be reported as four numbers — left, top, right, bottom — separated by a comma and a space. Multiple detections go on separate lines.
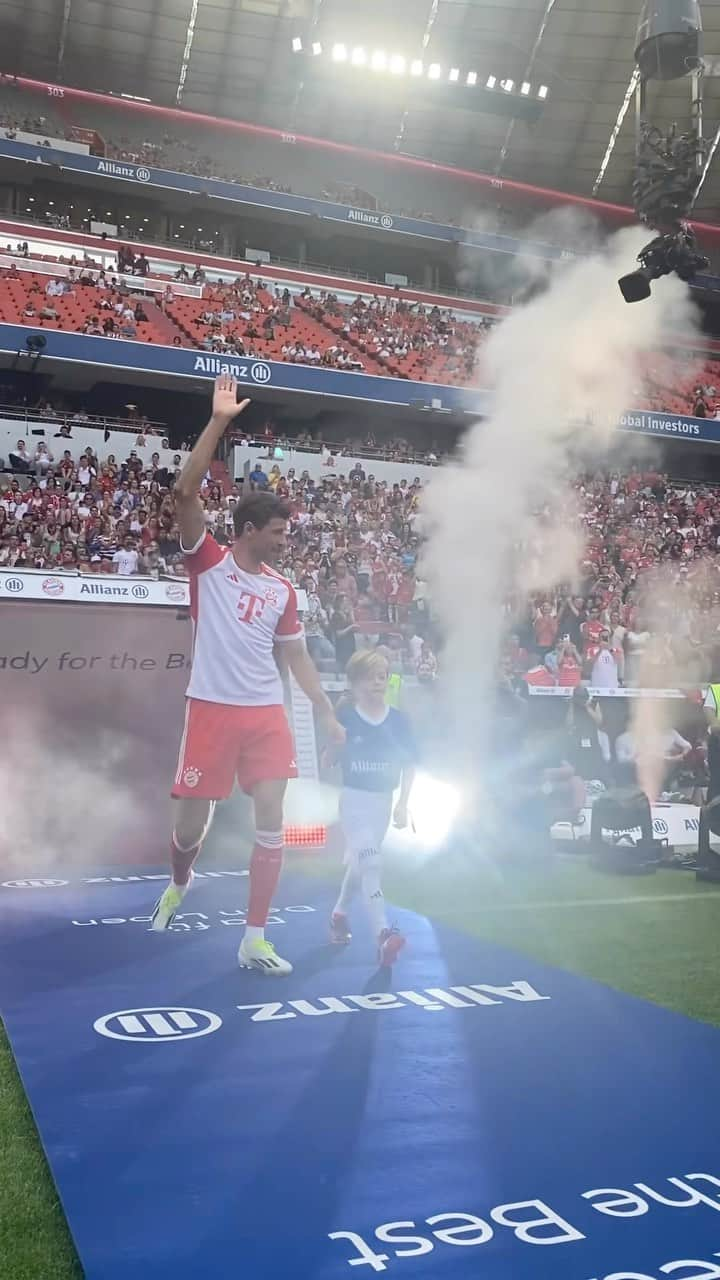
370, 50, 387, 71
428, 63, 442, 80
351, 46, 367, 66
407, 773, 462, 848
332, 43, 348, 62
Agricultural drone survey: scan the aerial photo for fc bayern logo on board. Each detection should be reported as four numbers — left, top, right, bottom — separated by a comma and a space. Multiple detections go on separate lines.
136, 166, 151, 183
42, 577, 64, 597
131, 584, 150, 600
165, 582, 186, 603
381, 214, 393, 229
250, 361, 272, 385
2, 577, 23, 593
94, 1008, 222, 1043
183, 766, 202, 789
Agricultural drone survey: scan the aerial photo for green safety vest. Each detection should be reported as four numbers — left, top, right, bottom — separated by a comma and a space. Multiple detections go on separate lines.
707, 684, 720, 716
387, 673, 402, 709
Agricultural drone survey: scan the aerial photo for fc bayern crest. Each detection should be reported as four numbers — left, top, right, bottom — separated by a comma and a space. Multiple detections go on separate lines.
264, 587, 280, 607
183, 767, 202, 789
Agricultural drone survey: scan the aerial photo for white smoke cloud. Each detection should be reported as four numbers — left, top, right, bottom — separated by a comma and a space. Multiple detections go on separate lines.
421, 225, 699, 787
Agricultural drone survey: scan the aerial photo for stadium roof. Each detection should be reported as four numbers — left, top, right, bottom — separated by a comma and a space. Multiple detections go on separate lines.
3, 0, 720, 219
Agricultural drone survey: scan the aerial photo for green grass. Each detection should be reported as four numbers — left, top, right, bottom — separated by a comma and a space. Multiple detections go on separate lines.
0, 1028, 82, 1279
2, 850, 720, 1277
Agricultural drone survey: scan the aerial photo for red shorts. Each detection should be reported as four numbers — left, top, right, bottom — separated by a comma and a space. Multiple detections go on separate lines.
171, 699, 297, 799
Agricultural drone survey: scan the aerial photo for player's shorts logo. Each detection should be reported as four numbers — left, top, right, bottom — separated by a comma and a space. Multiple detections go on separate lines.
183, 766, 202, 788
94, 1008, 222, 1043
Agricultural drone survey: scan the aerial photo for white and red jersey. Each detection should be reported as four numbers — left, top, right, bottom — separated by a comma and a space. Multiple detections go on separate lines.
184, 532, 303, 706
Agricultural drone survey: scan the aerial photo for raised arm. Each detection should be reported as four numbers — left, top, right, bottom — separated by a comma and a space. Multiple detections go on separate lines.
173, 375, 249, 548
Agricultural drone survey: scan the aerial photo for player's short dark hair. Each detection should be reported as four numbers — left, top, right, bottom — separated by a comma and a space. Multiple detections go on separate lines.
233, 492, 290, 537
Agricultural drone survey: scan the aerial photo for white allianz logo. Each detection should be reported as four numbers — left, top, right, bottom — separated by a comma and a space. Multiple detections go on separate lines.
237, 981, 550, 1023
93, 982, 550, 1044
94, 1007, 221, 1042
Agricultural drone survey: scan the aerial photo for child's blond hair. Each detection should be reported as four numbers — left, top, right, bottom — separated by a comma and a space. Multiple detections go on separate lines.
345, 648, 389, 692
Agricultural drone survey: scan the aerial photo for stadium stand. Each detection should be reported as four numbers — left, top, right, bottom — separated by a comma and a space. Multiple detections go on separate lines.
2, 232, 720, 405
0, 78, 516, 236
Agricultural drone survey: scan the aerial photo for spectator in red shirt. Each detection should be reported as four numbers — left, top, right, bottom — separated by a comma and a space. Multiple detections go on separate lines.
534, 601, 558, 654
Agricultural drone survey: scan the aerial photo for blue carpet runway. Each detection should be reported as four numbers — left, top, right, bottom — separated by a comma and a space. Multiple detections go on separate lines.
2, 866, 720, 1280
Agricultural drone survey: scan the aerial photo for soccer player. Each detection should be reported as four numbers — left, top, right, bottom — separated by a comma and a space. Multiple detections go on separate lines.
329, 649, 417, 966
151, 375, 345, 975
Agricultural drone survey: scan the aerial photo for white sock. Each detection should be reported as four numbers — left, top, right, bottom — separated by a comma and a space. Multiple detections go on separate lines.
334, 867, 359, 916
243, 924, 265, 945
359, 849, 387, 937
171, 870, 193, 893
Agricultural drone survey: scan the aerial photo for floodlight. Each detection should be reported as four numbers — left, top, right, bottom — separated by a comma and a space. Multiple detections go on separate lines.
521, 80, 531, 94
486, 75, 497, 88
292, 37, 302, 52
351, 47, 367, 66
538, 84, 549, 98
410, 59, 424, 76
389, 54, 406, 74
466, 70, 477, 85
312, 41, 322, 55
428, 63, 441, 80
370, 50, 387, 71
332, 43, 347, 62
501, 78, 514, 92
449, 67, 460, 82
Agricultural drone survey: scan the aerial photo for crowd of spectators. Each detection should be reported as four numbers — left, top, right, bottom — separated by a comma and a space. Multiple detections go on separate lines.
504, 466, 720, 691
0, 244, 489, 386
0, 429, 439, 677
7, 413, 720, 699
296, 288, 492, 380
186, 274, 489, 379
0, 439, 188, 577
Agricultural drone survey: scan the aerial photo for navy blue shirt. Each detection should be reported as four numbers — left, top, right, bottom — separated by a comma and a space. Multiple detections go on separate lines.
337, 704, 417, 793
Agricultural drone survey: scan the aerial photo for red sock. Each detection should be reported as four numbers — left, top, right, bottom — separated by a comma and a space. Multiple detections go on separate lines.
247, 833, 284, 927
170, 837, 200, 887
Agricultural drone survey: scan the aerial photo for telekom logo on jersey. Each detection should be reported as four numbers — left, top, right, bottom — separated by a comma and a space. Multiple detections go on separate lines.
237, 591, 266, 624
226, 571, 280, 624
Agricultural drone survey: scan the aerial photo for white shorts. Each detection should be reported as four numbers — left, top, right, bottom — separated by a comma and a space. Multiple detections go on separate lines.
339, 787, 394, 861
